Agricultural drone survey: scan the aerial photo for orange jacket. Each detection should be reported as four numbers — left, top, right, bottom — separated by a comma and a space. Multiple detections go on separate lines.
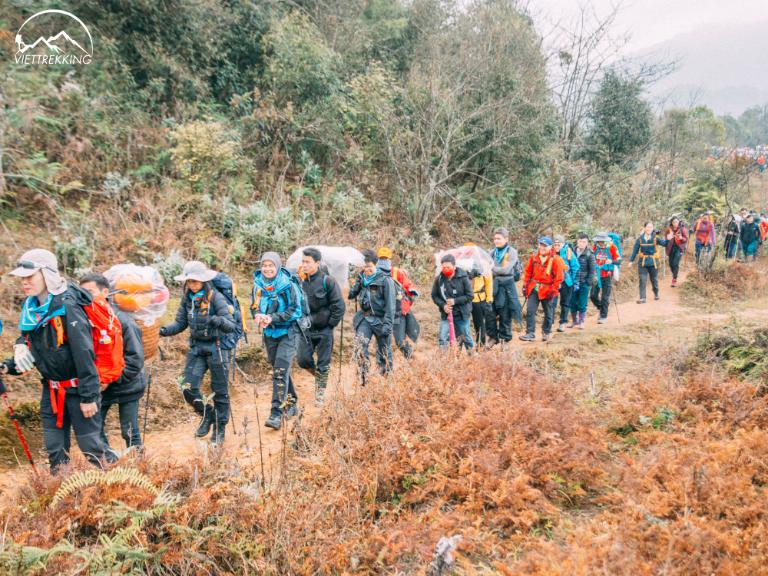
522, 253, 565, 300
391, 266, 416, 315
760, 220, 768, 242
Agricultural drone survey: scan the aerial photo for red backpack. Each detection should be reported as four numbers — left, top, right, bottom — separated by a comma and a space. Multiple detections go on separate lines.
50, 297, 125, 384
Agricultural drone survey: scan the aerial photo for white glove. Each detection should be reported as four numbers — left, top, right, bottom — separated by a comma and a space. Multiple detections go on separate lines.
14, 344, 35, 373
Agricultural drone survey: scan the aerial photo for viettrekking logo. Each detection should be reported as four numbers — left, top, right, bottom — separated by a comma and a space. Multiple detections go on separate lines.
14, 9, 93, 65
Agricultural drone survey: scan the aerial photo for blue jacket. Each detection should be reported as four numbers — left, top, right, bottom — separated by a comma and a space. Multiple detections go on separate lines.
252, 268, 303, 338
558, 244, 581, 287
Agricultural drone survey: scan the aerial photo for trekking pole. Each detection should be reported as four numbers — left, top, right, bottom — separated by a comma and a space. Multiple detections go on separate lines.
0, 378, 37, 474
612, 288, 621, 324
142, 363, 153, 442
337, 319, 344, 386
447, 310, 457, 347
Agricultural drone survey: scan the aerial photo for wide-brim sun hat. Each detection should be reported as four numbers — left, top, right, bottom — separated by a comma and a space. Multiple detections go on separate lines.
174, 261, 218, 283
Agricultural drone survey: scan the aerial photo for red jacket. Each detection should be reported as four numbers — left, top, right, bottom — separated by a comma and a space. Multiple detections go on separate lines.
391, 266, 416, 315
593, 244, 621, 278
665, 224, 688, 255
522, 253, 565, 300
694, 217, 716, 246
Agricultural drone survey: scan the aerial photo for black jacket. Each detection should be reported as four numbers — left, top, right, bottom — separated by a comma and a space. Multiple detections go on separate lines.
740, 221, 761, 246
161, 284, 236, 346
630, 233, 668, 268
7, 284, 101, 403
431, 268, 473, 321
575, 247, 597, 286
348, 272, 396, 332
102, 310, 146, 405
302, 270, 345, 331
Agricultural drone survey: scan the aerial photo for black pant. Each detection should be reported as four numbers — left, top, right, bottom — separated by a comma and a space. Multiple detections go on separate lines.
471, 301, 489, 345
183, 343, 230, 425
638, 265, 659, 300
487, 279, 520, 342
297, 327, 334, 372
264, 328, 299, 417
669, 245, 683, 279
100, 399, 141, 449
554, 283, 574, 325
40, 389, 116, 470
525, 291, 556, 336
393, 312, 419, 359
590, 275, 613, 319
354, 317, 393, 382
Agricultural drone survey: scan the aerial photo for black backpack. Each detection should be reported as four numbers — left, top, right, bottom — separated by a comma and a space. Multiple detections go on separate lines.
211, 272, 244, 349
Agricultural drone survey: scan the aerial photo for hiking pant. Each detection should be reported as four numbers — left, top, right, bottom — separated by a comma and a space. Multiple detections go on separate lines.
744, 240, 758, 260
695, 241, 712, 266
570, 283, 592, 314
724, 236, 738, 260
297, 327, 334, 373
393, 312, 419, 359
525, 291, 556, 336
471, 301, 489, 345
100, 399, 141, 450
264, 328, 299, 417
41, 389, 117, 471
669, 245, 683, 279
354, 318, 393, 382
590, 275, 613, 319
487, 278, 520, 342
438, 317, 474, 350
183, 343, 230, 426
554, 283, 574, 325
638, 265, 659, 300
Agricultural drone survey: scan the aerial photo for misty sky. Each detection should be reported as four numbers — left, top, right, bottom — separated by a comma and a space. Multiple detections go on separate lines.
530, 0, 768, 52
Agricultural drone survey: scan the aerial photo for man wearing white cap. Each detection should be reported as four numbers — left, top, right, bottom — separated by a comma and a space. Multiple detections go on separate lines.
2, 249, 117, 470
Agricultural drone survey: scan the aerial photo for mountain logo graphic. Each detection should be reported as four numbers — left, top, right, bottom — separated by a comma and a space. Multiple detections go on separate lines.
14, 9, 93, 65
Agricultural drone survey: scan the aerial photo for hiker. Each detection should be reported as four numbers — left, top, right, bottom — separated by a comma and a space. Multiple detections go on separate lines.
519, 237, 565, 342
486, 227, 522, 346
252, 252, 305, 430
570, 234, 597, 330
469, 265, 493, 346
376, 247, 420, 359
759, 214, 768, 257
348, 250, 396, 385
665, 216, 689, 286
723, 214, 740, 261
80, 273, 146, 451
431, 254, 474, 350
159, 261, 236, 444
296, 247, 345, 406
2, 249, 117, 470
590, 232, 622, 324
693, 211, 716, 268
553, 235, 580, 333
629, 222, 668, 303
740, 213, 761, 262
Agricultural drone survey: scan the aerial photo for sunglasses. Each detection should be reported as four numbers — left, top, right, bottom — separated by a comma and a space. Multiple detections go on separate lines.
16, 260, 56, 273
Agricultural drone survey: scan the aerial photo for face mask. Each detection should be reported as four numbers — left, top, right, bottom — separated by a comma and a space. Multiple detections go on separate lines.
441, 266, 454, 277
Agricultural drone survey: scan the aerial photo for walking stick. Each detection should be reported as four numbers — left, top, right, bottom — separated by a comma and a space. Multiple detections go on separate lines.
142, 364, 153, 441
612, 287, 621, 324
0, 378, 37, 474
337, 319, 344, 386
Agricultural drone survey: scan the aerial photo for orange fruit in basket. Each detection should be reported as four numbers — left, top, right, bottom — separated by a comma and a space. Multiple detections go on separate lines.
113, 274, 154, 312
114, 274, 152, 294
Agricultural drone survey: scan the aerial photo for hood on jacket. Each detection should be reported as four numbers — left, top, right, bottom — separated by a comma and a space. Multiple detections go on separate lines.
253, 267, 293, 294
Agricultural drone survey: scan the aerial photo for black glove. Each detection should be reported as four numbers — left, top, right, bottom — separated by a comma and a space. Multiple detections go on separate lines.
159, 327, 169, 337
381, 326, 392, 338
207, 316, 221, 328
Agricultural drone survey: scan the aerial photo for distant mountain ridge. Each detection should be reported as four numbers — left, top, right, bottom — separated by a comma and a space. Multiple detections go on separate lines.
636, 20, 768, 116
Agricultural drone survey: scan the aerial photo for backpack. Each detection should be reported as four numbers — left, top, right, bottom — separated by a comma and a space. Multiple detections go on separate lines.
290, 271, 312, 332
50, 294, 125, 384
211, 272, 246, 349
607, 233, 623, 257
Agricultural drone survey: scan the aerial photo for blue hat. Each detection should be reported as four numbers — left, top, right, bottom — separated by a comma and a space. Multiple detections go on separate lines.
538, 236, 553, 247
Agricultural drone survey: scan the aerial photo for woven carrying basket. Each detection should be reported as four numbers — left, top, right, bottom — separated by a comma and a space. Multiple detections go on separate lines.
138, 320, 160, 362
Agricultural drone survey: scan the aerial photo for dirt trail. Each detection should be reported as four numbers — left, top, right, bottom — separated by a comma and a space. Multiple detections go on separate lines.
0, 260, 764, 495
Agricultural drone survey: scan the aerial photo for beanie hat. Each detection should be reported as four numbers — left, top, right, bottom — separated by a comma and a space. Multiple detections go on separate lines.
261, 251, 283, 269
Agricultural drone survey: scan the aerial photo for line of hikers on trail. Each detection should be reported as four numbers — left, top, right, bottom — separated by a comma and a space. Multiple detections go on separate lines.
0, 211, 763, 472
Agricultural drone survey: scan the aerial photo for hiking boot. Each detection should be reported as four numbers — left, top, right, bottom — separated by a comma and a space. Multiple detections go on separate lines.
519, 333, 536, 342
557, 323, 566, 333
211, 423, 225, 446
597, 317, 608, 324
654, 294, 660, 301
578, 312, 586, 330
485, 337, 498, 348
567, 314, 578, 329
671, 278, 677, 288
315, 387, 326, 406
264, 413, 282, 430
542, 333, 551, 342
194, 405, 214, 438
636, 299, 646, 304
315, 367, 329, 406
